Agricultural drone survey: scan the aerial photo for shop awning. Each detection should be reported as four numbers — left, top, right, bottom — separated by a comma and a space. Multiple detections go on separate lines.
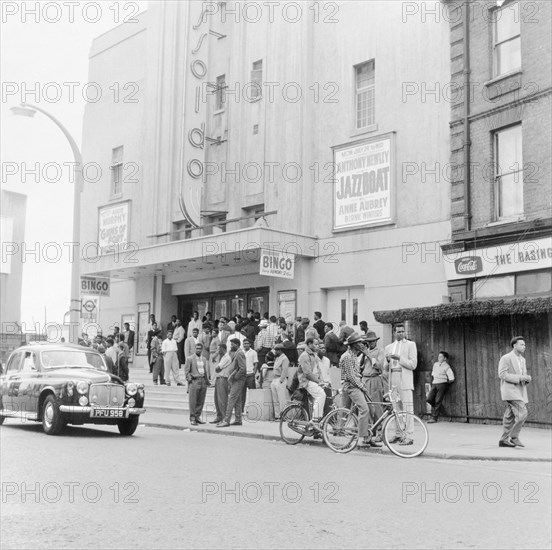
81, 226, 318, 280
373, 296, 552, 324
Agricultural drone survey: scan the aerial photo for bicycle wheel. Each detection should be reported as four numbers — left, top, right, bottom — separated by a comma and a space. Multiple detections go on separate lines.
279, 404, 309, 445
322, 408, 359, 454
382, 412, 428, 458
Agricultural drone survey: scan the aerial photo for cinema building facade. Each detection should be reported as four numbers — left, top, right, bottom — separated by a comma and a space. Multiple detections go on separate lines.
79, 1, 452, 363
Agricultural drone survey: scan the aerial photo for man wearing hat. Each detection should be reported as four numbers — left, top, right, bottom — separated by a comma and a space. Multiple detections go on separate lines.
340, 332, 380, 446
298, 338, 327, 426
270, 343, 290, 419
218, 338, 247, 427
384, 324, 418, 445
254, 318, 276, 384
295, 317, 310, 345
498, 336, 531, 448
362, 331, 386, 443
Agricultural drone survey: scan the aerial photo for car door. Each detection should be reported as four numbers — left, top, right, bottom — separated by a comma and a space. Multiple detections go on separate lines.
14, 351, 40, 417
3, 351, 24, 414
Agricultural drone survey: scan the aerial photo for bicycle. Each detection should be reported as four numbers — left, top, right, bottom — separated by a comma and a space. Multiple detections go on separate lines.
322, 386, 429, 458
279, 385, 341, 446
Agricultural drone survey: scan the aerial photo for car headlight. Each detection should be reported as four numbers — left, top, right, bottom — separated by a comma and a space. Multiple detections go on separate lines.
76, 381, 88, 395
127, 398, 136, 407
79, 396, 88, 406
126, 383, 138, 396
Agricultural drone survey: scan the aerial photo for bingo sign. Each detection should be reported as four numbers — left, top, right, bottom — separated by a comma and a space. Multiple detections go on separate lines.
260, 249, 295, 279
81, 276, 110, 297
98, 202, 130, 252
333, 135, 394, 231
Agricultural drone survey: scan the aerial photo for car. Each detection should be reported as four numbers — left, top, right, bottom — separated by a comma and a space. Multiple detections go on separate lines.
0, 343, 146, 436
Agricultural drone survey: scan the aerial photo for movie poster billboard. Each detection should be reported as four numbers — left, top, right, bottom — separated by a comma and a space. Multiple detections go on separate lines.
333, 134, 394, 231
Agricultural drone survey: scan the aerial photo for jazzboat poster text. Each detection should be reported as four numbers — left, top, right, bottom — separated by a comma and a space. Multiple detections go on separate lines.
333, 135, 394, 231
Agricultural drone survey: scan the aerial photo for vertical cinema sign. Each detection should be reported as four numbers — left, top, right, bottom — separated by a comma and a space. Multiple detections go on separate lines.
333, 134, 395, 231
179, 3, 225, 227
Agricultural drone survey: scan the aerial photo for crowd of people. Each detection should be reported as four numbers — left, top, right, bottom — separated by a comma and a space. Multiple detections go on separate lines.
140, 310, 451, 444
77, 323, 135, 382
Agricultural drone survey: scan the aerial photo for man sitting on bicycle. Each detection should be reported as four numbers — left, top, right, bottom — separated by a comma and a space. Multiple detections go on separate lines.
340, 332, 382, 448
298, 338, 327, 430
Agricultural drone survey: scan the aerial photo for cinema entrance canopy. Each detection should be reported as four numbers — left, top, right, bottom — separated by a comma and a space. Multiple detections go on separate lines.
81, 226, 318, 282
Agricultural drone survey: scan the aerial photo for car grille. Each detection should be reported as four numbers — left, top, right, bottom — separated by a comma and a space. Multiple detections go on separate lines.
89, 384, 125, 407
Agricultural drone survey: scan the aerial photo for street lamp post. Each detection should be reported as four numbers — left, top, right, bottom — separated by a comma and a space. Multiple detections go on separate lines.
11, 102, 83, 344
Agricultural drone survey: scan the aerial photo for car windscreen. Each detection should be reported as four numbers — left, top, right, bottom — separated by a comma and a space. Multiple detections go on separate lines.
40, 350, 107, 371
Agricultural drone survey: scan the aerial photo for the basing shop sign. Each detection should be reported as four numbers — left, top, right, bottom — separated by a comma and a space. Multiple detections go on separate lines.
333, 135, 394, 231
98, 201, 130, 252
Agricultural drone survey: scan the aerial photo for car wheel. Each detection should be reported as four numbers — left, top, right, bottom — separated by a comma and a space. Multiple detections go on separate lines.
42, 395, 66, 435
117, 416, 139, 436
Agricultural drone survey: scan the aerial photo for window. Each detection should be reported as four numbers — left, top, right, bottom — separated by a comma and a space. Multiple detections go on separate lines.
110, 146, 123, 197
250, 60, 262, 100
6, 352, 23, 373
352, 298, 358, 326
474, 276, 515, 298
241, 204, 265, 228
172, 220, 193, 241
22, 352, 37, 372
516, 271, 552, 295
494, 124, 523, 220
355, 61, 375, 129
204, 213, 227, 235
215, 75, 226, 110
340, 299, 346, 322
493, 2, 521, 77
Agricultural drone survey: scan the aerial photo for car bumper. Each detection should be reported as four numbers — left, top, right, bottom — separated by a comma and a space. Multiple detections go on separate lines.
59, 406, 146, 415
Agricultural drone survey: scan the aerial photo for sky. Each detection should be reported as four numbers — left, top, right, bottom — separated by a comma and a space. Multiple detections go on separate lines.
1, 0, 148, 330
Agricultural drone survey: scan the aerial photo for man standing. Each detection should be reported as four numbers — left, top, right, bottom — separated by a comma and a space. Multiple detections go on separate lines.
298, 338, 327, 427
122, 323, 135, 353
270, 343, 290, 419
211, 343, 232, 424
498, 336, 531, 448
173, 319, 186, 366
241, 339, 258, 413
105, 338, 118, 373
185, 328, 200, 362
362, 331, 386, 443
150, 328, 165, 385
340, 332, 380, 447
295, 318, 310, 345
384, 324, 418, 445
187, 311, 202, 337
166, 315, 177, 334
313, 312, 326, 340
217, 339, 247, 427
162, 331, 184, 387
323, 323, 344, 367
185, 343, 210, 425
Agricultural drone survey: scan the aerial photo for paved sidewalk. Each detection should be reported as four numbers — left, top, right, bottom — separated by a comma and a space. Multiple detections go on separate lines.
139, 409, 552, 462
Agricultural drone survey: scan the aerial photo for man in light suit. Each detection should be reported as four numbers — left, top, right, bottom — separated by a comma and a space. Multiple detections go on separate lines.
384, 324, 418, 445
185, 343, 210, 425
498, 336, 531, 448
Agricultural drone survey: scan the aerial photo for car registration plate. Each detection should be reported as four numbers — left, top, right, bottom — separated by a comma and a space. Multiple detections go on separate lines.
90, 408, 127, 418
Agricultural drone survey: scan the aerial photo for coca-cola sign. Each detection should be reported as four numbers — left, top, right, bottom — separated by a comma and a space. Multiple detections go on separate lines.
455, 256, 483, 275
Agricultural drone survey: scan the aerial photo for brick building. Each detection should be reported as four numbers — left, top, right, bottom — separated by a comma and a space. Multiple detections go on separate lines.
376, 0, 551, 426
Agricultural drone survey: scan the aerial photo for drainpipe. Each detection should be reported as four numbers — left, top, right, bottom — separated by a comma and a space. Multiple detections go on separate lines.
463, 1, 471, 231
